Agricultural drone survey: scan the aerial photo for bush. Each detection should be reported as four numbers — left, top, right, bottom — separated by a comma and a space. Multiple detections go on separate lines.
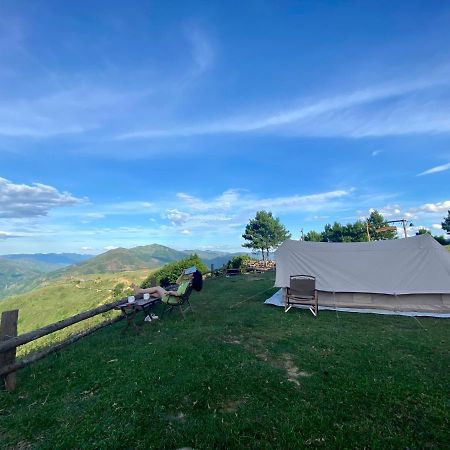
226, 255, 257, 271
141, 254, 208, 288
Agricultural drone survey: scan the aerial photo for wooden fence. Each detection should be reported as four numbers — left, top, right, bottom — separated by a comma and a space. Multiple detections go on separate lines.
0, 265, 221, 391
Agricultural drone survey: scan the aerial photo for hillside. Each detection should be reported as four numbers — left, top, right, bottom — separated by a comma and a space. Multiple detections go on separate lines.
56, 244, 245, 277
55, 244, 188, 276
0, 257, 60, 300
0, 268, 153, 355
0, 273, 448, 448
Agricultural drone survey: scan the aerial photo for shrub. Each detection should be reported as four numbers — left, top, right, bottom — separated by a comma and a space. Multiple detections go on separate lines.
226, 255, 257, 271
141, 254, 208, 288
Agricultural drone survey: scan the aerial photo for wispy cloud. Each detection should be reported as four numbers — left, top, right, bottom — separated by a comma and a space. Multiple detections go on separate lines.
417, 162, 450, 176
176, 188, 351, 214
116, 71, 450, 140
185, 25, 214, 76
0, 85, 154, 138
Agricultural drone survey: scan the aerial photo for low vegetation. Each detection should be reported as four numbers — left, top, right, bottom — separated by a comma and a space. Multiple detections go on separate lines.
141, 255, 208, 288
1, 272, 448, 448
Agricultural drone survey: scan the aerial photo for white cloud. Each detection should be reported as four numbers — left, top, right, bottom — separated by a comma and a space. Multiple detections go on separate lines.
81, 246, 93, 251
378, 204, 402, 217
104, 245, 118, 251
166, 209, 190, 225
415, 200, 450, 213
371, 150, 381, 156
432, 224, 443, 230
0, 230, 19, 239
417, 162, 450, 176
0, 177, 85, 218
181, 229, 191, 235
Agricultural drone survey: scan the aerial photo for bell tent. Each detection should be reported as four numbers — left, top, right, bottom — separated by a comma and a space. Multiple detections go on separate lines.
270, 234, 450, 316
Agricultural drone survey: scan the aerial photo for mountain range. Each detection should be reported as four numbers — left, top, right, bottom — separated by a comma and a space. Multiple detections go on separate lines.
0, 245, 245, 300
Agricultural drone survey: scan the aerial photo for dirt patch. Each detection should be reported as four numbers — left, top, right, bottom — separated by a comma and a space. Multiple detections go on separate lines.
219, 398, 246, 413
281, 354, 312, 385
166, 412, 186, 423
243, 338, 312, 386
222, 335, 242, 345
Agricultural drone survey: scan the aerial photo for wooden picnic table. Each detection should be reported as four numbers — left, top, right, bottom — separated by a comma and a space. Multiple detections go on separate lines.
115, 296, 161, 333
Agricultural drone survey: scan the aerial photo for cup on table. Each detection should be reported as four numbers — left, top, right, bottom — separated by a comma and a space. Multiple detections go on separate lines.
143, 293, 150, 300
127, 295, 135, 304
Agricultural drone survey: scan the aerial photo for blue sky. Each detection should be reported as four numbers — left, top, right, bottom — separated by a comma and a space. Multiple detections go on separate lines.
1, 0, 449, 255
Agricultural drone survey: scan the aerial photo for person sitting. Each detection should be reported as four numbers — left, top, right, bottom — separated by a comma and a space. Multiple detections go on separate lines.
132, 269, 203, 304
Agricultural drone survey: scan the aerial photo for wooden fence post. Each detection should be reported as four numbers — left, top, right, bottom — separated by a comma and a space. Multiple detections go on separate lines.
0, 310, 19, 391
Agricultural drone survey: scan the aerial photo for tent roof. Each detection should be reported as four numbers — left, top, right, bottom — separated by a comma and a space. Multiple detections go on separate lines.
274, 234, 450, 295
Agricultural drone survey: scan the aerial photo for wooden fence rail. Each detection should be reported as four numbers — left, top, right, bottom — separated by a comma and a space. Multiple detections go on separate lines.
0, 315, 122, 379
0, 299, 124, 355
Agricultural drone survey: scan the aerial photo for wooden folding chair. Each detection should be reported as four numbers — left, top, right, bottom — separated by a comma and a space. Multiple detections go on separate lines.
161, 286, 194, 319
285, 274, 318, 317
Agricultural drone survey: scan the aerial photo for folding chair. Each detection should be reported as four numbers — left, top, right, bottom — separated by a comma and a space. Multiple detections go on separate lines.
161, 285, 194, 319
285, 274, 318, 317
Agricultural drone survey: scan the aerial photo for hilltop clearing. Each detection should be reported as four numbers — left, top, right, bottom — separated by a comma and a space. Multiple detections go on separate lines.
0, 272, 448, 449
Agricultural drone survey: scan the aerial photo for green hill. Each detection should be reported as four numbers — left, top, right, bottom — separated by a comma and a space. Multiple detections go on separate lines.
0, 257, 61, 300
0, 268, 153, 355
55, 244, 242, 277
55, 244, 192, 276
0, 273, 448, 448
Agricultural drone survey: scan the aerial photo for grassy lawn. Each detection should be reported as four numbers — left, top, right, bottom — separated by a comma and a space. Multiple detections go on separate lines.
1, 272, 449, 449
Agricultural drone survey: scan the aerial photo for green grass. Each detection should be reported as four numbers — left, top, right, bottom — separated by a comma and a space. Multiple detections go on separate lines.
1, 272, 449, 449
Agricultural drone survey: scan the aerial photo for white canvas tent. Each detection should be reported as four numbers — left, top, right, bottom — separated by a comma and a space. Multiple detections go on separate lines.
271, 234, 450, 315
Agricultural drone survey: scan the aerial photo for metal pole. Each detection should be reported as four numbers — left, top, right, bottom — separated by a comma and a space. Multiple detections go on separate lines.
402, 220, 408, 238
366, 220, 371, 241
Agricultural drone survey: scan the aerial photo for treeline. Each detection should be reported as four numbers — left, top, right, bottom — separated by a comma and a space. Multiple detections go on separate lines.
305, 210, 449, 244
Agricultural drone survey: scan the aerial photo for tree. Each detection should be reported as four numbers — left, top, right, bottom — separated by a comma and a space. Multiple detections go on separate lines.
320, 220, 369, 242
434, 235, 448, 245
367, 210, 397, 240
322, 222, 344, 242
442, 210, 450, 233
343, 220, 368, 242
242, 211, 291, 260
226, 254, 258, 271
304, 230, 323, 242
302, 211, 396, 243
